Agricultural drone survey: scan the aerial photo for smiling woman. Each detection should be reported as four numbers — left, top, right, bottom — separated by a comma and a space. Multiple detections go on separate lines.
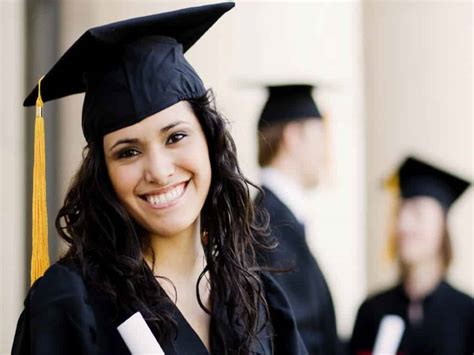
12, 3, 308, 355
103, 101, 212, 240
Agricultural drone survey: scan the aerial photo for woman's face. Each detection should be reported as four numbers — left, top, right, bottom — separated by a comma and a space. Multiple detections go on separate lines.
395, 196, 445, 266
103, 101, 212, 238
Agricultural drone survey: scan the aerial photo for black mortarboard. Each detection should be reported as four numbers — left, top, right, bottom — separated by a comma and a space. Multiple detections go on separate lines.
24, 2, 234, 284
397, 156, 471, 210
24, 2, 234, 142
258, 84, 322, 128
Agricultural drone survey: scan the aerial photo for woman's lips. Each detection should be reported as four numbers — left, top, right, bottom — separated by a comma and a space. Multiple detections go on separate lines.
141, 181, 188, 209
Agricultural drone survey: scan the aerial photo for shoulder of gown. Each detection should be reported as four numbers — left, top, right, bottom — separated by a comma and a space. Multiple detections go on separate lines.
260, 272, 308, 355
12, 262, 99, 355
433, 282, 474, 354
438, 282, 474, 351
439, 282, 473, 308
259, 186, 298, 224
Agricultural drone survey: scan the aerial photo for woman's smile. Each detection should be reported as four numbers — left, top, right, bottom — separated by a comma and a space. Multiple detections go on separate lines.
140, 180, 189, 210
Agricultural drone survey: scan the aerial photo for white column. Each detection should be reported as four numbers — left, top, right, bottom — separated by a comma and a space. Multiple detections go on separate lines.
0, 0, 26, 352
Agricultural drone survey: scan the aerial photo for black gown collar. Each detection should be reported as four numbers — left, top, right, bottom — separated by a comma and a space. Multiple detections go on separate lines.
396, 280, 448, 306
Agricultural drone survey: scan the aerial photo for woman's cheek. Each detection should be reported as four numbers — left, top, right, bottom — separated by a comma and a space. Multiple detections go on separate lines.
181, 144, 208, 171
109, 163, 142, 196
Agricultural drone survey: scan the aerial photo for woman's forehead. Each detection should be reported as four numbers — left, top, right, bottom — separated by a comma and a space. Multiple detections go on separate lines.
401, 196, 444, 211
103, 101, 198, 144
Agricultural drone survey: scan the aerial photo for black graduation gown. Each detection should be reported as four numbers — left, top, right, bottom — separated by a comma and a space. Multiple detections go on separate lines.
257, 186, 339, 355
350, 281, 474, 355
12, 262, 307, 355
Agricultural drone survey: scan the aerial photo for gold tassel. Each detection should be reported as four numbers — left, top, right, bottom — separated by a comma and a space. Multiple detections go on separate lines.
384, 173, 400, 262
31, 76, 50, 285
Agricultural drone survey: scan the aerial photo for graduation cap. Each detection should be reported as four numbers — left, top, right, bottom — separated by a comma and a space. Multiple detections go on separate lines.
258, 84, 322, 128
25, 2, 234, 284
396, 156, 471, 210
25, 2, 234, 141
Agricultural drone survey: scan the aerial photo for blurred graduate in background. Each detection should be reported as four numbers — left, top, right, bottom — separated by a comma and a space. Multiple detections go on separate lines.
256, 84, 340, 355
350, 156, 474, 355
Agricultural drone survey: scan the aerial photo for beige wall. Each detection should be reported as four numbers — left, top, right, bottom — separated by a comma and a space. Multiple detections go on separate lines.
364, 1, 473, 296
1, 0, 26, 353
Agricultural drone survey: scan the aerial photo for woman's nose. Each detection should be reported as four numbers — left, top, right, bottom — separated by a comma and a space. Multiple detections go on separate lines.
144, 147, 176, 185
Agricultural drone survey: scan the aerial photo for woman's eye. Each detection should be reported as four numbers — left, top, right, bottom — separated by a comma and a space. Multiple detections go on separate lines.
167, 132, 187, 145
117, 148, 140, 159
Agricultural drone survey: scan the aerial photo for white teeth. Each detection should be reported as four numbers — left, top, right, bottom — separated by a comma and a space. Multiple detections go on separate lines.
165, 190, 174, 201
145, 183, 185, 206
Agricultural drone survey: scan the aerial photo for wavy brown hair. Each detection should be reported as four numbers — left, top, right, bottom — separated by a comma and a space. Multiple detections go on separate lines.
55, 90, 272, 353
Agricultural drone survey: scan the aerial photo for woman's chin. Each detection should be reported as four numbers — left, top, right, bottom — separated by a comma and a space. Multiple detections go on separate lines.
146, 219, 198, 239
398, 251, 419, 266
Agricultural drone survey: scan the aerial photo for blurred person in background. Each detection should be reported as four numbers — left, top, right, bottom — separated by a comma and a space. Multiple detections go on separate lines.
12, 4, 309, 354
350, 156, 473, 355
256, 84, 340, 355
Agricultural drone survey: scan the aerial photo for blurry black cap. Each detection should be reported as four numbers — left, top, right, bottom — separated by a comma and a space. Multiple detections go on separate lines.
397, 156, 471, 210
258, 84, 322, 128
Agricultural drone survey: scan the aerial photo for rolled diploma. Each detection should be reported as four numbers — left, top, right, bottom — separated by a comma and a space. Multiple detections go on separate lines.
373, 314, 405, 355
117, 312, 165, 355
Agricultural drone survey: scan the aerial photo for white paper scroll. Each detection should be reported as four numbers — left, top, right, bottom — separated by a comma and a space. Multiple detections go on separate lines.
117, 312, 165, 355
373, 315, 405, 355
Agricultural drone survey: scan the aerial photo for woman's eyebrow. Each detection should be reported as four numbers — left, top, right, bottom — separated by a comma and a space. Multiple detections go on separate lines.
109, 121, 190, 152
109, 138, 140, 152
160, 120, 189, 133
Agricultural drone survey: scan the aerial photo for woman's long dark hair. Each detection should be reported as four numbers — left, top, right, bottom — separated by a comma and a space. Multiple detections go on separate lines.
55, 90, 272, 353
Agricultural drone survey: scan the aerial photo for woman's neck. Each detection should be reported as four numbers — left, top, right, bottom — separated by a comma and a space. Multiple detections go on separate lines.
145, 221, 205, 287
403, 257, 444, 301
145, 221, 211, 350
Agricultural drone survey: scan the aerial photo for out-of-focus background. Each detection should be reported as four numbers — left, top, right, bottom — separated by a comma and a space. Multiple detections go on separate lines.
1, 0, 472, 353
